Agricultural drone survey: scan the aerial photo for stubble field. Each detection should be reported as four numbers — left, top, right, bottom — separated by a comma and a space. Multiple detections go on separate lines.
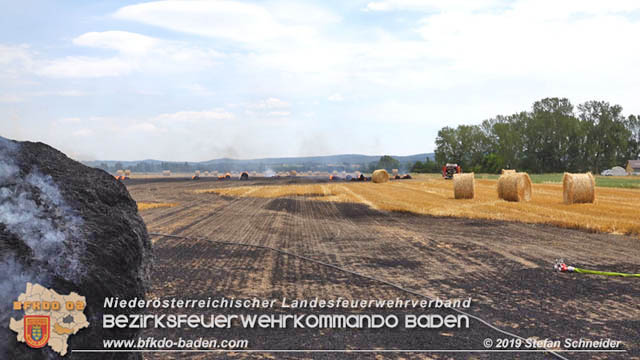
127, 176, 640, 359
197, 175, 640, 236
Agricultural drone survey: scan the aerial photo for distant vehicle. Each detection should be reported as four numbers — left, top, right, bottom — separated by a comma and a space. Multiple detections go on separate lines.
442, 163, 461, 179
601, 167, 627, 176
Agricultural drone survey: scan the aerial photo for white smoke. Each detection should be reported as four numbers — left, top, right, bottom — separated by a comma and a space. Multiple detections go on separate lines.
0, 170, 85, 282
0, 137, 87, 356
0, 258, 43, 319
264, 168, 276, 177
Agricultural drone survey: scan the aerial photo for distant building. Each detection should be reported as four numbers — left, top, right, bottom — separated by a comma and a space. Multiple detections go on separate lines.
626, 160, 640, 175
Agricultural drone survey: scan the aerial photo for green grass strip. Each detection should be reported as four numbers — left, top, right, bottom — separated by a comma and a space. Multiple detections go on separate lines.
574, 267, 640, 277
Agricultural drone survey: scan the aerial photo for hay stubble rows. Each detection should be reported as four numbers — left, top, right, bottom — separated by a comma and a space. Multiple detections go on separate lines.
126, 177, 640, 359
199, 177, 640, 236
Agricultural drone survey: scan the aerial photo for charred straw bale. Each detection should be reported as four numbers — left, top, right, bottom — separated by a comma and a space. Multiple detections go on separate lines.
453, 173, 475, 199
0, 137, 151, 359
562, 172, 595, 204
497, 172, 532, 202
372, 169, 389, 183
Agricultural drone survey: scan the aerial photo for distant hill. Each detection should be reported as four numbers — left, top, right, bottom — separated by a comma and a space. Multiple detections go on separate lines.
83, 153, 434, 173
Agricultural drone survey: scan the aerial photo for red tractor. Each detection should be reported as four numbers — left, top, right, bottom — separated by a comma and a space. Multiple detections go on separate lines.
442, 163, 461, 179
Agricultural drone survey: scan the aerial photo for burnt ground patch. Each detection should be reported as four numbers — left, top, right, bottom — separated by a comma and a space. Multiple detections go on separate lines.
127, 181, 640, 360
432, 265, 640, 359
266, 197, 384, 220
360, 256, 423, 269
145, 236, 542, 360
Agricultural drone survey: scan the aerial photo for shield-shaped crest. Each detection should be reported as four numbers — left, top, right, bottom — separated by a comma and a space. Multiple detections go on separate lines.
24, 315, 50, 348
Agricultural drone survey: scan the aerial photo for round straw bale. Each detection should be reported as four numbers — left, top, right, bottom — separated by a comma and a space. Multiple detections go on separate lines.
392, 168, 399, 176
501, 169, 516, 174
289, 170, 297, 177
372, 169, 389, 183
562, 172, 595, 204
497, 172, 532, 202
453, 173, 475, 199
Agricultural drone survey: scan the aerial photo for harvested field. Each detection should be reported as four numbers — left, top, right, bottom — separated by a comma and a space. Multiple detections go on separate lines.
198, 178, 640, 236
126, 178, 640, 359
138, 202, 178, 211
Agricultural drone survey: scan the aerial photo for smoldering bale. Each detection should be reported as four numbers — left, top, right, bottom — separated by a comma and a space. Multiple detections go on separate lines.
0, 137, 152, 359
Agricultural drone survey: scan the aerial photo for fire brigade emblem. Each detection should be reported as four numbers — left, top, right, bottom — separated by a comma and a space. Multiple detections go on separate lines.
24, 315, 50, 348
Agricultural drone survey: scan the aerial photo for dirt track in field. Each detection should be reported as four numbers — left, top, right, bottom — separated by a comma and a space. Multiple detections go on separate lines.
126, 178, 640, 360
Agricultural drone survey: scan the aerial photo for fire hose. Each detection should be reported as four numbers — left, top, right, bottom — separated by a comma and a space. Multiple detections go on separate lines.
554, 259, 640, 277
150, 232, 570, 360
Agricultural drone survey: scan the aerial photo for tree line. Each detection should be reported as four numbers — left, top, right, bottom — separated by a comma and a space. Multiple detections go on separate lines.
433, 98, 640, 174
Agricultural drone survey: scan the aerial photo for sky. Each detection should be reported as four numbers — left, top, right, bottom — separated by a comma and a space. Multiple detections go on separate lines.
1, 0, 640, 161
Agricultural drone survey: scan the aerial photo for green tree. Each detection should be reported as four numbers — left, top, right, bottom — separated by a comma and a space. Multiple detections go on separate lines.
410, 157, 441, 173
479, 153, 505, 174
483, 113, 526, 171
432, 97, 637, 173
376, 155, 400, 172
578, 101, 629, 172
531, 98, 577, 172
625, 115, 640, 160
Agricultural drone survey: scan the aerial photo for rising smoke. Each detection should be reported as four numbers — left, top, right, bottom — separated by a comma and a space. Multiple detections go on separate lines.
0, 136, 86, 355
263, 168, 276, 177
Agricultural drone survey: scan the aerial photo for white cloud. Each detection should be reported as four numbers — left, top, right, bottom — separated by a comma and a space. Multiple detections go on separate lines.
414, 1, 640, 84
0, 94, 24, 103
154, 109, 235, 123
250, 97, 290, 109
4, 0, 640, 160
58, 117, 82, 124
37, 56, 134, 78
114, 1, 320, 44
37, 31, 222, 78
73, 31, 159, 54
182, 83, 216, 97
47, 90, 87, 97
365, 0, 639, 13
0, 44, 35, 79
72, 129, 93, 136
365, 0, 502, 12
128, 122, 163, 133
267, 111, 290, 116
